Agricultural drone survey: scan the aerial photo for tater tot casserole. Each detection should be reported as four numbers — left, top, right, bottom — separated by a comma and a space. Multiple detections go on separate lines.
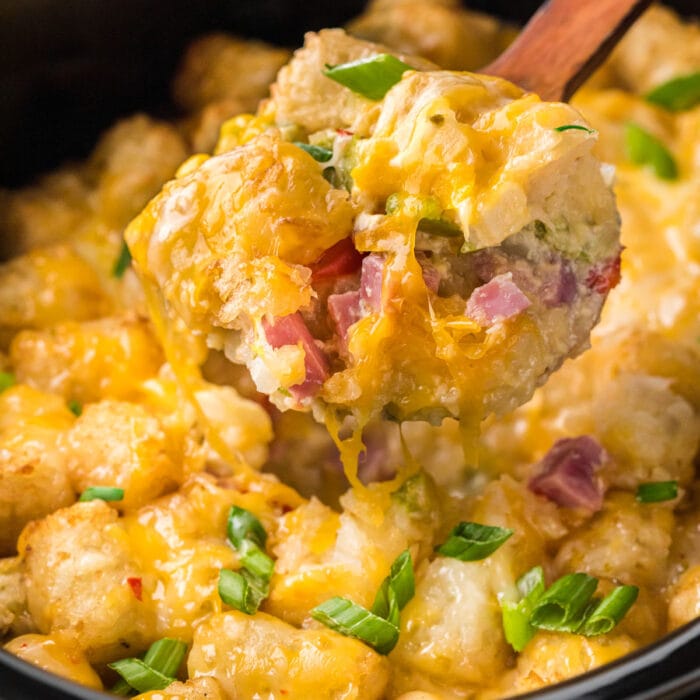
1, 1, 700, 698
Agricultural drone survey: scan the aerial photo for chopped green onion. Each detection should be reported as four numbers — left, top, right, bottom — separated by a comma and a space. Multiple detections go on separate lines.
386, 193, 459, 237
109, 638, 186, 695
377, 585, 400, 628
112, 241, 132, 278
311, 596, 399, 654
435, 521, 514, 561
0, 371, 16, 393
238, 539, 275, 580
517, 565, 546, 599
645, 72, 700, 112
293, 142, 333, 163
67, 400, 83, 417
417, 217, 463, 237
108, 658, 172, 693
142, 638, 187, 678
504, 567, 639, 649
110, 678, 132, 696
371, 550, 415, 625
227, 506, 267, 550
79, 486, 124, 502
502, 566, 546, 652
226, 506, 274, 578
534, 220, 548, 239
636, 481, 678, 503
312, 552, 413, 653
502, 601, 533, 652
624, 122, 678, 181
555, 124, 595, 134
218, 567, 269, 615
392, 473, 430, 513
323, 165, 354, 191
223, 506, 273, 611
323, 54, 412, 101
530, 573, 598, 632
385, 193, 401, 215
322, 166, 342, 188
580, 585, 639, 636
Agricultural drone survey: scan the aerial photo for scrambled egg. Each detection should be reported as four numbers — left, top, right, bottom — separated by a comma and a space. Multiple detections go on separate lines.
0, 3, 698, 699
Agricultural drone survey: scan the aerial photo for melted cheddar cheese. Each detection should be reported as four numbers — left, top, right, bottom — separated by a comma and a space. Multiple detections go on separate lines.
126, 32, 620, 502
0, 4, 699, 700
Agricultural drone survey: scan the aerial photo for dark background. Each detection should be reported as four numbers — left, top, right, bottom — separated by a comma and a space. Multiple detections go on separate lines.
2, 0, 698, 187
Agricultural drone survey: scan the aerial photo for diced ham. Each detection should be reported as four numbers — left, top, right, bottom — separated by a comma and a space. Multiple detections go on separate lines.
328, 253, 439, 344
358, 437, 396, 485
328, 290, 363, 341
262, 313, 329, 399
309, 237, 364, 282
360, 254, 385, 312
543, 260, 577, 307
528, 436, 607, 511
586, 252, 622, 294
473, 249, 576, 308
361, 253, 419, 309
472, 248, 508, 283
466, 273, 530, 326
327, 254, 386, 346
417, 256, 441, 293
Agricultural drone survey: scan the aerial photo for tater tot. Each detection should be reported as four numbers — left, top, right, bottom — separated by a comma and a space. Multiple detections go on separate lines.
187, 610, 390, 699
0, 115, 187, 266
62, 400, 191, 511
172, 34, 290, 114
605, 5, 700, 94
0, 245, 110, 348
392, 480, 555, 691
347, 0, 511, 70
122, 472, 302, 641
10, 314, 164, 403
0, 386, 75, 555
554, 492, 674, 588
468, 475, 567, 575
593, 373, 700, 489
668, 565, 700, 631
391, 557, 511, 687
0, 169, 90, 257
2, 5, 699, 699
0, 557, 33, 637
87, 115, 189, 230
181, 98, 249, 154
500, 631, 638, 696
268, 29, 433, 135
4, 633, 103, 690
135, 677, 225, 700
266, 472, 440, 625
19, 500, 153, 664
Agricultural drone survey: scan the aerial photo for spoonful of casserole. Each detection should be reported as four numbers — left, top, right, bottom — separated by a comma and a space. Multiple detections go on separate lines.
125, 0, 648, 477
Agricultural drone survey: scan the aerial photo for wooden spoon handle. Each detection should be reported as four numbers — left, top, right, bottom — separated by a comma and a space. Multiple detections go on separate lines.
483, 0, 652, 102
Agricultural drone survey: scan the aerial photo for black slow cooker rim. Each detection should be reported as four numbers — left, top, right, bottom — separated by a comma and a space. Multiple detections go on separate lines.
2, 617, 700, 699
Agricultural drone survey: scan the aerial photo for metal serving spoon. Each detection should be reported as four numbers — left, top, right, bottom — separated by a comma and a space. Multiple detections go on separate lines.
484, 0, 653, 101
